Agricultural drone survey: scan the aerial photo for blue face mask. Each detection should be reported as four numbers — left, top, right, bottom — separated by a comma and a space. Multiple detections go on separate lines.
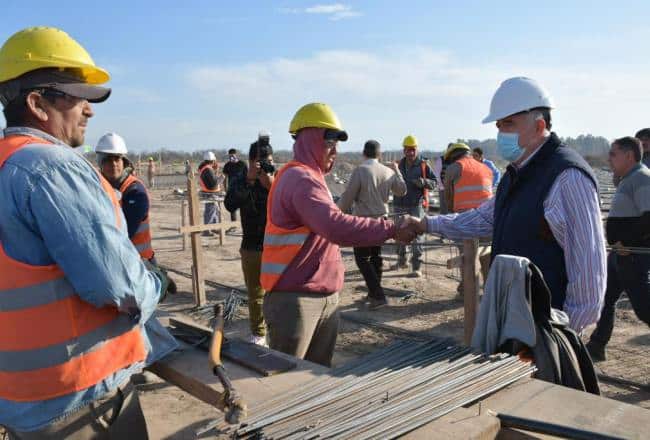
496, 132, 523, 162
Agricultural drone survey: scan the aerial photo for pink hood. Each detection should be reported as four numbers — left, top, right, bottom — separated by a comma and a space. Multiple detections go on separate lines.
292, 127, 331, 176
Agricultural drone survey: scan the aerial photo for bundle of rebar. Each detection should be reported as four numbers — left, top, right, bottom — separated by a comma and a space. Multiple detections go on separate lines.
214, 338, 536, 439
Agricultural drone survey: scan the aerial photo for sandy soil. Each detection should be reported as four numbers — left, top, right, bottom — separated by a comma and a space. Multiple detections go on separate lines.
139, 187, 649, 439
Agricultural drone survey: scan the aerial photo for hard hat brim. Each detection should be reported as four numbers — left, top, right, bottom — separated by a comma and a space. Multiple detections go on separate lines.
50, 82, 111, 103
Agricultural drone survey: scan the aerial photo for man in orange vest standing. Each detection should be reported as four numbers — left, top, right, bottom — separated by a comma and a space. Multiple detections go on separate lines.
0, 27, 176, 438
443, 142, 494, 293
443, 142, 493, 214
198, 151, 223, 236
95, 132, 176, 294
393, 134, 436, 278
261, 103, 419, 366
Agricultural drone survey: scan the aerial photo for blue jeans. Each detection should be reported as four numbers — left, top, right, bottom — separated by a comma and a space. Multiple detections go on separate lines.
203, 201, 221, 225
394, 205, 424, 270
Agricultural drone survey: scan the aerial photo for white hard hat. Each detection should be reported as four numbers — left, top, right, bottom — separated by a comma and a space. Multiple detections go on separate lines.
482, 77, 554, 124
95, 132, 128, 155
203, 151, 216, 161
258, 130, 271, 138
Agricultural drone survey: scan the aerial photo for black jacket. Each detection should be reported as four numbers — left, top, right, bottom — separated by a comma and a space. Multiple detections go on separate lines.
501, 262, 600, 395
224, 169, 268, 251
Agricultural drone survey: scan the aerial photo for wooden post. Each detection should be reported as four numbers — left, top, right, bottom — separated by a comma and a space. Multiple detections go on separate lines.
218, 200, 224, 246
463, 239, 479, 345
180, 198, 187, 251
187, 171, 206, 306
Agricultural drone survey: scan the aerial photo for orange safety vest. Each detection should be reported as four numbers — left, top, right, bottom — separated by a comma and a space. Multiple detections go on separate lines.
119, 174, 154, 260
421, 161, 429, 208
198, 164, 219, 193
0, 134, 146, 402
260, 161, 313, 291
452, 156, 493, 212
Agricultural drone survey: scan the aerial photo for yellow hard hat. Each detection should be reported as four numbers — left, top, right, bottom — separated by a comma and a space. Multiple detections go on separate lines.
403, 135, 418, 148
444, 142, 471, 160
289, 102, 346, 136
0, 27, 109, 84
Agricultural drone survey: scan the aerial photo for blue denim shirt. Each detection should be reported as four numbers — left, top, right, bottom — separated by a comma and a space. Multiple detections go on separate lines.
0, 127, 178, 431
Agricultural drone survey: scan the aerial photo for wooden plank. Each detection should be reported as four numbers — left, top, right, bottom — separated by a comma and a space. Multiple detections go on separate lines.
479, 378, 650, 440
169, 317, 297, 376
179, 221, 239, 235
180, 198, 187, 251
187, 172, 206, 306
147, 356, 224, 409
463, 238, 479, 345
147, 340, 330, 412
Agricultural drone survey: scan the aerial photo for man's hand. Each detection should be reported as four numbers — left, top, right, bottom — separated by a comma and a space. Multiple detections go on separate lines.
394, 215, 420, 243
389, 161, 400, 174
258, 170, 274, 190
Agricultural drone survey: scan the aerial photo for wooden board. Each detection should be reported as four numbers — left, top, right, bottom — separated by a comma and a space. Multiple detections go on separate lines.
169, 317, 297, 376
147, 340, 329, 410
478, 378, 650, 439
463, 238, 479, 344
186, 173, 206, 305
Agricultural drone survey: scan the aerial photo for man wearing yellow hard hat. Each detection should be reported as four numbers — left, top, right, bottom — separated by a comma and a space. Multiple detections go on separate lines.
0, 27, 175, 438
442, 142, 492, 215
442, 142, 493, 295
392, 134, 436, 277
260, 102, 419, 366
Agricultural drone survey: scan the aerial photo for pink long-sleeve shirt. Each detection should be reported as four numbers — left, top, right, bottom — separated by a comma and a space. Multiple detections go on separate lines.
271, 128, 397, 293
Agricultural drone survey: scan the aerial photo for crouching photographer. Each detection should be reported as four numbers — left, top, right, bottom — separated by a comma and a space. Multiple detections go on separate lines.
225, 139, 275, 346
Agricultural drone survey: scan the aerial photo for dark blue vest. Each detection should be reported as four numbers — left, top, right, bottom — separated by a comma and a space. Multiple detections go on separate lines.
491, 133, 598, 309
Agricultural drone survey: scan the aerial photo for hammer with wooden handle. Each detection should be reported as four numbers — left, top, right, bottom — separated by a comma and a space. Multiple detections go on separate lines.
208, 303, 247, 424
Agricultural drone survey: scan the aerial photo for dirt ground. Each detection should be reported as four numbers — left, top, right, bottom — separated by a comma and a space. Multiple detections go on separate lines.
140, 187, 650, 439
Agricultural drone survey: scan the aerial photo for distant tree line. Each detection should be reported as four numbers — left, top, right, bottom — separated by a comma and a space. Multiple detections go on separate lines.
78, 133, 611, 170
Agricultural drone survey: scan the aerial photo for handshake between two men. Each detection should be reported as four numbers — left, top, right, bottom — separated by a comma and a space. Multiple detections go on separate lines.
393, 215, 427, 244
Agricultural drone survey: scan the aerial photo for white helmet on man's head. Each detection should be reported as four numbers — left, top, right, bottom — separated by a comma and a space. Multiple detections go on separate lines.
482, 77, 554, 124
258, 130, 270, 139
203, 151, 216, 161
95, 132, 127, 155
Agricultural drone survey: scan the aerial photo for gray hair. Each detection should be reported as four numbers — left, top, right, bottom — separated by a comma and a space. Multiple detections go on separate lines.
526, 108, 552, 132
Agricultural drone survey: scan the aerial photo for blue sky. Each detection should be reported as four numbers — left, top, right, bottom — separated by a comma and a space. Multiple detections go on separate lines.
2, 1, 649, 152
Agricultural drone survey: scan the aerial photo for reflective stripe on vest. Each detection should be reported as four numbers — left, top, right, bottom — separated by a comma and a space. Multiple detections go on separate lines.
119, 174, 154, 260
0, 135, 146, 402
452, 156, 493, 212
260, 161, 314, 291
198, 164, 219, 193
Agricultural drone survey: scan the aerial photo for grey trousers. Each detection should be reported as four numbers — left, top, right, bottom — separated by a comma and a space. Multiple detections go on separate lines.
263, 291, 339, 367
6, 382, 148, 440
394, 205, 424, 270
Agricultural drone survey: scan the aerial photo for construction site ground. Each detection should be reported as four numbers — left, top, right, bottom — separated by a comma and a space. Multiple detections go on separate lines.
143, 188, 650, 439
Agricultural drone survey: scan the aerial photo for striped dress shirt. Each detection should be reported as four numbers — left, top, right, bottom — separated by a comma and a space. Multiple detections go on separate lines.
427, 167, 607, 332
